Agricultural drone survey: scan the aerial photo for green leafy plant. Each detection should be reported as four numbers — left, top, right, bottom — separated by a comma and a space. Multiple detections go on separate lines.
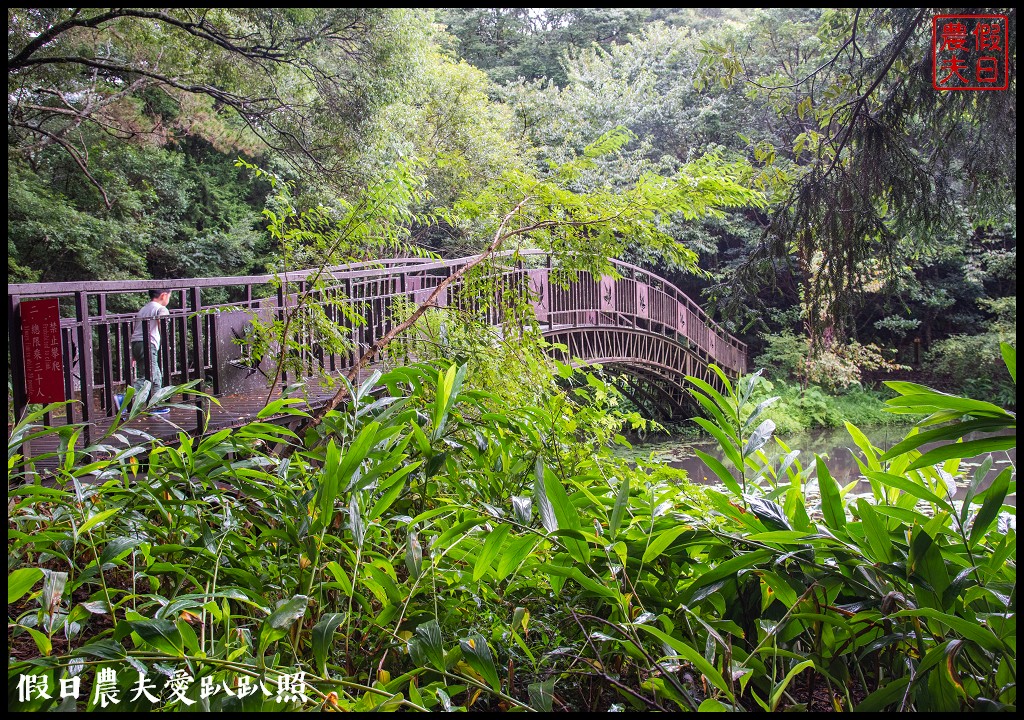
7, 344, 1015, 712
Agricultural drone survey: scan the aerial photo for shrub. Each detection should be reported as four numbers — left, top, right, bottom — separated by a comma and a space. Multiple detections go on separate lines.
926, 297, 1016, 406
756, 330, 907, 392
744, 375, 905, 435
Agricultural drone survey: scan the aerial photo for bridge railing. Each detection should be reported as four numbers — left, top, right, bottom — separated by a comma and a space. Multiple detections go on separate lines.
7, 258, 438, 440
8, 251, 745, 442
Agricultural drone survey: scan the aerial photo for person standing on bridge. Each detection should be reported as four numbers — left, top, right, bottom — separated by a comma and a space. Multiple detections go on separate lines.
126, 288, 172, 414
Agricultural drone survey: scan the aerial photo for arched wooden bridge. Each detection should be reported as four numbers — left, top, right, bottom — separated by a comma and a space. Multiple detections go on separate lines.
8, 251, 746, 451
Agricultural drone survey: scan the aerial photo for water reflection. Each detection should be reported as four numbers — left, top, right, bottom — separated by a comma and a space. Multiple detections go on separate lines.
621, 424, 1016, 507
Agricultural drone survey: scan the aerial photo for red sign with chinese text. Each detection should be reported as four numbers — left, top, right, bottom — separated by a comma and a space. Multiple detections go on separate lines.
933, 14, 1009, 90
20, 298, 66, 403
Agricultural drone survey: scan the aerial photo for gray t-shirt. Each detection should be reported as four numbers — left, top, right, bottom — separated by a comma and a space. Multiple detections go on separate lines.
130, 301, 169, 348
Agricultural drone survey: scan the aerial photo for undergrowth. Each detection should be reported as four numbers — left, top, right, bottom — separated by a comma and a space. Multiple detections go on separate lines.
7, 345, 1017, 712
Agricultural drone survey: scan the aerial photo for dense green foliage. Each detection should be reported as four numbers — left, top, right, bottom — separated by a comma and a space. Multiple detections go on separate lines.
742, 378, 908, 437
8, 346, 1016, 711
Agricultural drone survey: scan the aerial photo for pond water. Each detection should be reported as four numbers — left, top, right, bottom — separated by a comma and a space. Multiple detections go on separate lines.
617, 423, 1017, 507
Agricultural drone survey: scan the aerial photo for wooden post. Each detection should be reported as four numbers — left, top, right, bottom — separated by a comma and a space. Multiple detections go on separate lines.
8, 293, 28, 424
74, 292, 95, 445
190, 287, 205, 428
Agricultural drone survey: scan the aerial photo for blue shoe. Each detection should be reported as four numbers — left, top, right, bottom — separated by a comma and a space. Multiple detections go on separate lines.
114, 393, 124, 410
152, 407, 171, 415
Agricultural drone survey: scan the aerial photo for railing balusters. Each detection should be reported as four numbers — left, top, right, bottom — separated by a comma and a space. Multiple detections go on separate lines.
62, 327, 75, 426
189, 288, 205, 429
97, 295, 115, 415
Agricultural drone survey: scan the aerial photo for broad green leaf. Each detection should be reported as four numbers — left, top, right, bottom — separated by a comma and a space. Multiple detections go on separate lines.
130, 618, 184, 656
1000, 342, 1015, 383
8, 568, 43, 604
857, 499, 893, 563
256, 397, 311, 419
770, 660, 814, 711
99, 536, 144, 565
642, 676, 693, 711
177, 618, 200, 654
694, 448, 742, 496
528, 678, 555, 712
969, 468, 1011, 548
494, 535, 539, 581
609, 476, 630, 538
534, 460, 557, 533
688, 387, 735, 440
258, 594, 308, 655
71, 638, 128, 661
693, 417, 743, 471
410, 620, 445, 672
642, 526, 692, 564
745, 531, 812, 545
196, 428, 233, 454
473, 524, 511, 581
325, 561, 352, 595
879, 419, 1008, 461
312, 613, 346, 677
340, 420, 382, 491
317, 439, 342, 524
908, 437, 1016, 471
434, 516, 487, 549
24, 626, 53, 656
681, 549, 772, 604
78, 507, 119, 536
759, 570, 799, 607
883, 382, 1010, 416
844, 421, 880, 470
699, 699, 732, 712
431, 364, 467, 441
568, 567, 619, 600
863, 469, 953, 512
686, 375, 734, 422
635, 623, 733, 699
891, 608, 1002, 652
853, 677, 910, 712
909, 528, 950, 611
365, 463, 417, 521
459, 634, 501, 691
816, 457, 845, 531
543, 467, 590, 563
